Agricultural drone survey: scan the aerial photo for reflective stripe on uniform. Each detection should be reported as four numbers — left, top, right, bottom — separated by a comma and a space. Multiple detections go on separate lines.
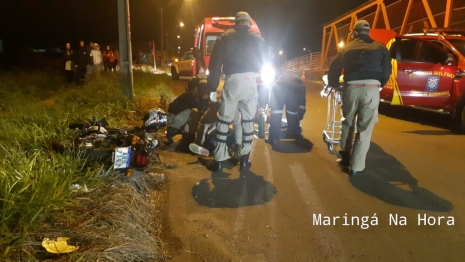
218, 119, 231, 125
216, 131, 228, 136
286, 110, 298, 115
299, 105, 306, 109
241, 119, 255, 123
215, 138, 228, 143
271, 110, 283, 114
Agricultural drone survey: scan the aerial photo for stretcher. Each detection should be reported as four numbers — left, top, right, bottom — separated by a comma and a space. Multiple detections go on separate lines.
320, 75, 357, 153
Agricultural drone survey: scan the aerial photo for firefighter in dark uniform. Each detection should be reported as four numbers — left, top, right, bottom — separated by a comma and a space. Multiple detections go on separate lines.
206, 11, 268, 172
266, 68, 306, 147
327, 20, 392, 176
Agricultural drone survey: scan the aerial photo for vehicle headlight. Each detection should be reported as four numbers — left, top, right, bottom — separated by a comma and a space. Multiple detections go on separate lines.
260, 63, 275, 85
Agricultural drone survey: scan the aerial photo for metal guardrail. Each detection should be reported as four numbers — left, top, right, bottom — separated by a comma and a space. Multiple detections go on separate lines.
285, 52, 336, 72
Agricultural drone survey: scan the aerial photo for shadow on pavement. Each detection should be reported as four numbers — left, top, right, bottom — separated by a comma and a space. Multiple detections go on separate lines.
378, 104, 453, 130
349, 142, 453, 212
192, 170, 277, 208
402, 130, 457, 136
272, 138, 314, 153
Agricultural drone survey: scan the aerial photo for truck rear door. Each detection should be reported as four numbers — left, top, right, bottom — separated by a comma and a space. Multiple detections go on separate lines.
393, 37, 455, 107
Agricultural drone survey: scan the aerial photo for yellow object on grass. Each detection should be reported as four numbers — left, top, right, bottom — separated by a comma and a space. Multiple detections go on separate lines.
41, 237, 79, 254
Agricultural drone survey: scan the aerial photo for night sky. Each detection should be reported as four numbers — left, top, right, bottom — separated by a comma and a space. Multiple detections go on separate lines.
0, 0, 368, 59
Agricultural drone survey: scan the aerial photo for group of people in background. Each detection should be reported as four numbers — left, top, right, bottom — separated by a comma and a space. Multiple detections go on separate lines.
63, 40, 120, 85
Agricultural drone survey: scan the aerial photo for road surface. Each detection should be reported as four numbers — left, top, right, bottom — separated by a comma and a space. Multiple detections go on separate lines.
160, 79, 465, 262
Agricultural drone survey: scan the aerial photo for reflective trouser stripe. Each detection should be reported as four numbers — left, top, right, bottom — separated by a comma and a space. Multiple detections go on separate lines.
241, 119, 255, 123
272, 110, 283, 114
218, 119, 231, 125
287, 110, 298, 115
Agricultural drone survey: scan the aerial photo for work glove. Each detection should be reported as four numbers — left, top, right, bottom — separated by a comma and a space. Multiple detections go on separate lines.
210, 92, 217, 102
320, 86, 332, 98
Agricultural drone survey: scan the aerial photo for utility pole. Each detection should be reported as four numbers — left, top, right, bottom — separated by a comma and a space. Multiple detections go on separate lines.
117, 0, 133, 99
160, 4, 164, 66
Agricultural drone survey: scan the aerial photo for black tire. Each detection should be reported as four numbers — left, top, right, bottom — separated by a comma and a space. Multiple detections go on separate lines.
171, 67, 179, 80
451, 101, 465, 134
456, 104, 465, 134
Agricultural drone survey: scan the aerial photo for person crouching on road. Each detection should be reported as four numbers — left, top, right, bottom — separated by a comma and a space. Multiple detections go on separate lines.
164, 79, 210, 152
206, 11, 268, 172
327, 20, 392, 176
266, 67, 306, 148
189, 82, 243, 165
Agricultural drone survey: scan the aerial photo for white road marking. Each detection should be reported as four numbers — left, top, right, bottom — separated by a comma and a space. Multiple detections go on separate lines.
263, 145, 278, 261
289, 162, 347, 261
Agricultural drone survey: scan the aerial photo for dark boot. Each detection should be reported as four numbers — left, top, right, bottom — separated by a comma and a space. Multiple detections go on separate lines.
338, 150, 350, 167
175, 133, 196, 153
164, 126, 180, 146
207, 160, 223, 172
239, 154, 251, 171
229, 143, 240, 165
265, 137, 278, 145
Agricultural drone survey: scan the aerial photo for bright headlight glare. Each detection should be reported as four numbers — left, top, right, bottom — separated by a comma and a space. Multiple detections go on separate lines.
261, 63, 275, 84
206, 69, 210, 75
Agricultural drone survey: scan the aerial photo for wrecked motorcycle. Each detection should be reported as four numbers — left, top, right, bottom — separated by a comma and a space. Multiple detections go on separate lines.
52, 109, 168, 170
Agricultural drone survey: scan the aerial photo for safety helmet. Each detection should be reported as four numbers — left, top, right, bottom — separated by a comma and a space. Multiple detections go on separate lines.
143, 108, 168, 131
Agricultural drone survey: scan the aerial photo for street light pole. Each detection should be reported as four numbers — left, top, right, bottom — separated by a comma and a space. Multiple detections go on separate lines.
117, 0, 133, 99
160, 4, 164, 66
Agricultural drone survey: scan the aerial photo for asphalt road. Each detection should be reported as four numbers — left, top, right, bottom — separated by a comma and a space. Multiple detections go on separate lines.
161, 78, 465, 262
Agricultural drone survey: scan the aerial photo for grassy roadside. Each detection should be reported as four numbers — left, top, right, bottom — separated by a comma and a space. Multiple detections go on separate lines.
0, 69, 173, 261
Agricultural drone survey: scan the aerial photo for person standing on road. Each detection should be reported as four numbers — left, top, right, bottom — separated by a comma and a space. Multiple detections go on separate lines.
63, 42, 74, 85
90, 43, 103, 78
74, 40, 88, 85
112, 45, 120, 71
327, 20, 392, 176
266, 67, 306, 148
86, 41, 94, 80
102, 45, 114, 71
206, 11, 268, 172
189, 81, 243, 166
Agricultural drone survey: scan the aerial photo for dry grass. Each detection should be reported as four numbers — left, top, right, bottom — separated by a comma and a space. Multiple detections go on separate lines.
25, 169, 168, 262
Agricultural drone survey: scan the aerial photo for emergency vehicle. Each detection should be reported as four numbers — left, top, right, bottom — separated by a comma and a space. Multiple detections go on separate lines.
334, 28, 465, 132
